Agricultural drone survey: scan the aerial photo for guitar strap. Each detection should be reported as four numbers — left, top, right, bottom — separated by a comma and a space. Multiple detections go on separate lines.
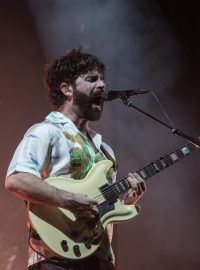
100, 144, 118, 172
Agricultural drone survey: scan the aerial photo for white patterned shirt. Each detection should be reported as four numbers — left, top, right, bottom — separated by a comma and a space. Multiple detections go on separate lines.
7, 111, 116, 266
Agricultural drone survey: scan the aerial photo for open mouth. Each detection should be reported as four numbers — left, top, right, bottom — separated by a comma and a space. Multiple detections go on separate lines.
92, 95, 103, 111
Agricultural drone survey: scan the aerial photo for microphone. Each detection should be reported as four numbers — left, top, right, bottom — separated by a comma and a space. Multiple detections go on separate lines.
101, 89, 149, 101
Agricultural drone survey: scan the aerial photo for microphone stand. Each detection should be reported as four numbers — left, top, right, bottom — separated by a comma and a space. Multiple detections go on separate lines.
121, 97, 200, 148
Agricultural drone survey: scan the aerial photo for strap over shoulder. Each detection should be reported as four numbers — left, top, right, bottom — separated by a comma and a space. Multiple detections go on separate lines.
100, 144, 118, 172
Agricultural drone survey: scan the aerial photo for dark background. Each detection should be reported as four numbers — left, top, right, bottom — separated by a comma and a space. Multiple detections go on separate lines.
1, 0, 200, 269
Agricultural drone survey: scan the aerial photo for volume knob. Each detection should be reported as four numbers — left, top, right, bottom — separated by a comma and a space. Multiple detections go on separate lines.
60, 240, 68, 252
73, 245, 81, 257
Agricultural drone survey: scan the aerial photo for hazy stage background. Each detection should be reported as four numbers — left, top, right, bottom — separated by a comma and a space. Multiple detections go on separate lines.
1, 0, 200, 269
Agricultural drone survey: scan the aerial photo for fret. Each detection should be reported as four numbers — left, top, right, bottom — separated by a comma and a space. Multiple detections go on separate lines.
144, 166, 156, 177
140, 167, 150, 178
119, 181, 126, 191
166, 154, 180, 165
181, 146, 190, 155
115, 180, 129, 194
176, 150, 185, 159
170, 152, 179, 162
154, 158, 168, 171
115, 184, 121, 193
123, 179, 130, 190
138, 169, 148, 179
115, 182, 123, 194
138, 158, 168, 180
152, 162, 160, 172
107, 178, 130, 198
166, 145, 192, 166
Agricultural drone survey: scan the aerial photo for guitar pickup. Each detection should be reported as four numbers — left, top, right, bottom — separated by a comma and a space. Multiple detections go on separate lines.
99, 184, 117, 204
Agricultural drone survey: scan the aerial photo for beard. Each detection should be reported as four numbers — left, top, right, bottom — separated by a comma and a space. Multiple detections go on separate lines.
72, 89, 103, 121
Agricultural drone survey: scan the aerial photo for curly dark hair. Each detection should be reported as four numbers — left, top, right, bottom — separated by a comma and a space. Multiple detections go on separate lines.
44, 49, 105, 110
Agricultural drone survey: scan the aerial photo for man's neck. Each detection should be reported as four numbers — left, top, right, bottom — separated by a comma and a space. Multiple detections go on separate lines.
58, 106, 90, 134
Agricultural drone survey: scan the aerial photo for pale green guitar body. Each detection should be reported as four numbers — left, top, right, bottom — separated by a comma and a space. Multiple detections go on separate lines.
28, 160, 138, 260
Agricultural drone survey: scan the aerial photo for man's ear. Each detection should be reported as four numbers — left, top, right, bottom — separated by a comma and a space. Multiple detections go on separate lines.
60, 83, 73, 97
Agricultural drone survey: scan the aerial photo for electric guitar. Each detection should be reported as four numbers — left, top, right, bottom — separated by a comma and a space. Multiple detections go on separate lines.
28, 139, 199, 260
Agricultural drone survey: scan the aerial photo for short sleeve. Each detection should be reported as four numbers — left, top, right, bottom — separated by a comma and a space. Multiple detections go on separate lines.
6, 122, 55, 178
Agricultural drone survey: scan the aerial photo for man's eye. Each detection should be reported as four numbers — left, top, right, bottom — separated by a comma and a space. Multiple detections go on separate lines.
86, 76, 98, 82
85, 75, 104, 82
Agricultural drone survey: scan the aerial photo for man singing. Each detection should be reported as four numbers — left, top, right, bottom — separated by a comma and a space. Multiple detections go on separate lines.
5, 49, 146, 270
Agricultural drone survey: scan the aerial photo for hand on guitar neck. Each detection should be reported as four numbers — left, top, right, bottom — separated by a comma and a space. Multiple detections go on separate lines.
124, 172, 146, 205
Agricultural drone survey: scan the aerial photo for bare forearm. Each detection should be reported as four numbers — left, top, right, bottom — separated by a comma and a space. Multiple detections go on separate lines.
5, 172, 72, 208
5, 172, 97, 219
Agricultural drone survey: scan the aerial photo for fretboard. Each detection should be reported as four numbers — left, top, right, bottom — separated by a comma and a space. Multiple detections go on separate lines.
106, 139, 200, 199
137, 141, 198, 180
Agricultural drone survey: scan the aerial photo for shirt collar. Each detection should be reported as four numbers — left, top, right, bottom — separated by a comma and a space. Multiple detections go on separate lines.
46, 111, 102, 149
46, 111, 70, 124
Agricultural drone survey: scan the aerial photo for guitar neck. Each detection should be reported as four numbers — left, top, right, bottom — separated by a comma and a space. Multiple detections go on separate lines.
137, 140, 198, 180
111, 139, 199, 197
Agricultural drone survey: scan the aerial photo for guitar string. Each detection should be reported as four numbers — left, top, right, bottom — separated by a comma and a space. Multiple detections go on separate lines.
89, 145, 196, 202
87, 141, 197, 201
90, 155, 192, 202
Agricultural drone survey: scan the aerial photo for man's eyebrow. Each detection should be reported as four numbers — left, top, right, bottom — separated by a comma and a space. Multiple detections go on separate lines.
85, 74, 95, 77
81, 73, 104, 80
86, 74, 103, 78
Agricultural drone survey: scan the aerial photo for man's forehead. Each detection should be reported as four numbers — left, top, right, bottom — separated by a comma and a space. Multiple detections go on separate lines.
80, 70, 104, 78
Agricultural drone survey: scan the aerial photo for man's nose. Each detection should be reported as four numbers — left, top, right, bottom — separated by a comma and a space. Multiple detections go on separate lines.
97, 79, 106, 90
